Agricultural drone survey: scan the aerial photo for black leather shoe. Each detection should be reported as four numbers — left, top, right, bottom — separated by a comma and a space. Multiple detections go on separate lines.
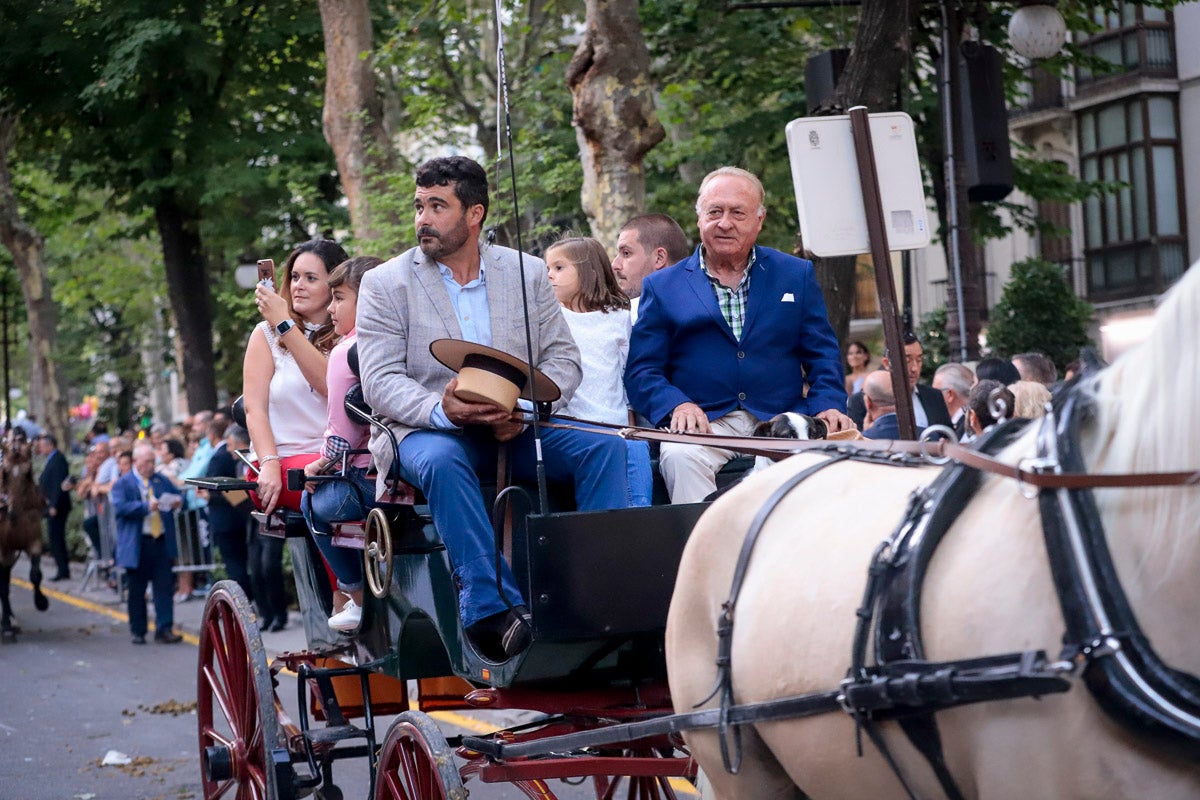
50, 574, 70, 583
154, 630, 183, 644
466, 606, 532, 662
500, 606, 533, 658
268, 617, 287, 633
131, 635, 147, 645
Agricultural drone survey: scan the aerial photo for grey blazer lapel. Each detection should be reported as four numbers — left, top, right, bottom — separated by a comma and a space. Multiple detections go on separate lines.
411, 250, 462, 338
485, 245, 523, 354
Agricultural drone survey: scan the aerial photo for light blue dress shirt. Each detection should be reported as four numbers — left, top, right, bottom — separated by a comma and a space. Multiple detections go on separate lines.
429, 260, 489, 430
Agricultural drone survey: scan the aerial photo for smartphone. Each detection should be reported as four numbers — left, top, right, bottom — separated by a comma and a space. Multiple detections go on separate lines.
256, 258, 276, 291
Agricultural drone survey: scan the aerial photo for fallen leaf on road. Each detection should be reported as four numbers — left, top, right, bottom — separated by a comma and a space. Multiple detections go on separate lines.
139, 699, 198, 717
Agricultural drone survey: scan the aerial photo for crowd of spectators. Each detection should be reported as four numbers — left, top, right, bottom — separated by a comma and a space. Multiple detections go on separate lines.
40, 408, 285, 643
841, 338, 1064, 442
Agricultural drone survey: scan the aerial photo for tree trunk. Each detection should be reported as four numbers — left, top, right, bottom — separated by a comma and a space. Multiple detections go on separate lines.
809, 0, 913, 343
317, 0, 399, 245
154, 196, 218, 414
567, 0, 665, 250
812, 253, 858, 349
0, 110, 71, 446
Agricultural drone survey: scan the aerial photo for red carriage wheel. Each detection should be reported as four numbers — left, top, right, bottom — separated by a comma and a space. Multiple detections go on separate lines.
197, 581, 293, 800
375, 711, 466, 800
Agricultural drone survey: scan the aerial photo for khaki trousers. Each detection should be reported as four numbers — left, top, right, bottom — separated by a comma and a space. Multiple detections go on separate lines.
659, 410, 759, 504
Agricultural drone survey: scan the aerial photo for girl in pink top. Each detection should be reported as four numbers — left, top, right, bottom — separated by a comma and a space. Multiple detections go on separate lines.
301, 256, 383, 631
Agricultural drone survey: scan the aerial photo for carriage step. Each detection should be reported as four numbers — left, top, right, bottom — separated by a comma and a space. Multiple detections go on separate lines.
305, 724, 368, 745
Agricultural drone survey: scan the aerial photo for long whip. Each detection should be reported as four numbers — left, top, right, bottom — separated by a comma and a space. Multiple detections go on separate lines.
492, 0, 549, 514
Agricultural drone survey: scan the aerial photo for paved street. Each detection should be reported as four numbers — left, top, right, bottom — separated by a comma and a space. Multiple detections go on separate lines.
0, 557, 694, 799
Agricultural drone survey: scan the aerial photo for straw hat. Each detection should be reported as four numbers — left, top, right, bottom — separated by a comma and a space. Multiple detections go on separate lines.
429, 339, 561, 410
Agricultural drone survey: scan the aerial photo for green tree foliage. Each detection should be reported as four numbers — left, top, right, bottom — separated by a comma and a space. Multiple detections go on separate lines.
0, 0, 346, 413
918, 306, 950, 383
638, 1, 840, 251
986, 258, 1093, 370
367, 1, 585, 251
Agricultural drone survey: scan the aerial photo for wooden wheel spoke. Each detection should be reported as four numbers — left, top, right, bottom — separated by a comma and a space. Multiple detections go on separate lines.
381, 767, 406, 800
248, 721, 264, 760
208, 777, 235, 800
202, 665, 239, 738
238, 668, 260, 747
396, 739, 420, 794
202, 725, 234, 750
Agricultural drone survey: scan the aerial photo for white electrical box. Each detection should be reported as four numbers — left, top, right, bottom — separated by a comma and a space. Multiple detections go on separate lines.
785, 111, 930, 258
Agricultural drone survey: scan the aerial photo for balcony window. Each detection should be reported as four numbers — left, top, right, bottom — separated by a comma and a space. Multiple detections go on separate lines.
1078, 95, 1187, 299
1077, 3, 1174, 83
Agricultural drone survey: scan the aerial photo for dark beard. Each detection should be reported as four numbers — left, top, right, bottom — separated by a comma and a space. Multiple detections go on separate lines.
418, 217, 471, 261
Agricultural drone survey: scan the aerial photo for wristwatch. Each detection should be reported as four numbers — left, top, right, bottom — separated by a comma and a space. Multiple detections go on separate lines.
275, 319, 296, 337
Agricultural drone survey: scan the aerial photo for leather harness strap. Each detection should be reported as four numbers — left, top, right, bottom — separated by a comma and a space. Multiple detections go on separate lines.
1037, 392, 1200, 757
522, 413, 1200, 490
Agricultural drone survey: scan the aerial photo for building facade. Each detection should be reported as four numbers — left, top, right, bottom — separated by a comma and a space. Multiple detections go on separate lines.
906, 2, 1198, 361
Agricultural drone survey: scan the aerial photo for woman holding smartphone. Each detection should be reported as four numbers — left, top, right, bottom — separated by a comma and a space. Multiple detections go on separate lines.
242, 238, 347, 630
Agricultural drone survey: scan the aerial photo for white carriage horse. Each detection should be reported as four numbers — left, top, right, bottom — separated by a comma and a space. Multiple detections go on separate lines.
667, 262, 1200, 799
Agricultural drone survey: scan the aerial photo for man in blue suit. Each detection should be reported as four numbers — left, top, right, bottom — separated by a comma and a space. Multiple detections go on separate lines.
626, 167, 853, 503
113, 443, 183, 644
861, 370, 902, 440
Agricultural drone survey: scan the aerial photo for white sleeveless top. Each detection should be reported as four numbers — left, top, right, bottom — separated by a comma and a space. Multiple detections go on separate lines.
258, 321, 327, 456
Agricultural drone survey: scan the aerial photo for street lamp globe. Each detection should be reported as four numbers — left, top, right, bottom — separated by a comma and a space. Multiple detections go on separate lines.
1009, 4, 1067, 60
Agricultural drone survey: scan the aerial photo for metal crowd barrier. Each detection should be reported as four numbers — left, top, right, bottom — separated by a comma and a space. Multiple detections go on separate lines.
173, 506, 215, 576
79, 499, 119, 594
80, 503, 216, 594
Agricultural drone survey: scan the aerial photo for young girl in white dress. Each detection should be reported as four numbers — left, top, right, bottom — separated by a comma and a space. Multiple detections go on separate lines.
544, 236, 652, 506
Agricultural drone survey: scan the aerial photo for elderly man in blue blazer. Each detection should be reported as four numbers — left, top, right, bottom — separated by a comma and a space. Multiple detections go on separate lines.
113, 443, 183, 644
626, 167, 853, 503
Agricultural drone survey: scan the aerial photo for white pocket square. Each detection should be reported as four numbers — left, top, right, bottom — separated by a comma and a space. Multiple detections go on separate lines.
781, 292, 795, 303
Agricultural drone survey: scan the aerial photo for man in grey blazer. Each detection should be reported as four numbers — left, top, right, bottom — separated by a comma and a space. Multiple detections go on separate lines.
356, 157, 629, 661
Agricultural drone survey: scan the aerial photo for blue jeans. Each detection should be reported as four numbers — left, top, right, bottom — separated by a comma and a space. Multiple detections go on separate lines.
301, 466, 372, 592
397, 423, 629, 627
626, 440, 652, 508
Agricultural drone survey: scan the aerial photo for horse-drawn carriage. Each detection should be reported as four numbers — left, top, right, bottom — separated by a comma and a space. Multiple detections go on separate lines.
189, 389, 731, 800
192, 262, 1200, 800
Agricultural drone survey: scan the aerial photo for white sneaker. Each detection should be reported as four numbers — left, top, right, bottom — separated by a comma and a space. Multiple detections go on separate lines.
328, 595, 362, 632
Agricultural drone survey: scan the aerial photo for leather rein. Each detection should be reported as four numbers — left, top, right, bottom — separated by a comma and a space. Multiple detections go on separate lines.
522, 411, 1200, 492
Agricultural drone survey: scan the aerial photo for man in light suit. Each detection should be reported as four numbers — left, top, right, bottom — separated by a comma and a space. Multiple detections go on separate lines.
112, 443, 183, 644
357, 156, 628, 661
626, 167, 854, 504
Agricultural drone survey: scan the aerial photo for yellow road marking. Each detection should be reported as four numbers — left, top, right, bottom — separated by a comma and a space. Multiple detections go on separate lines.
14, 580, 699, 795
11, 577, 200, 646
430, 709, 494, 734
